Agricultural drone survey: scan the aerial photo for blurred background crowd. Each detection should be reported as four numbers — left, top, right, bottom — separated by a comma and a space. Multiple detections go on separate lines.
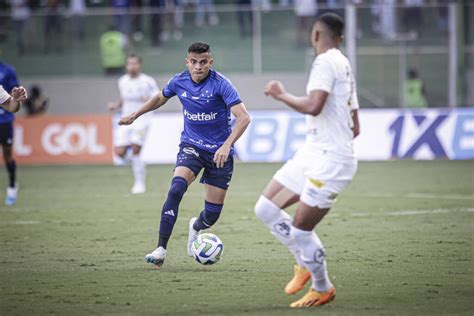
0, 0, 472, 113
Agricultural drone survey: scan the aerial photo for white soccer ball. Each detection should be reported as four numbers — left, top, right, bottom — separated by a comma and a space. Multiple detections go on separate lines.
191, 233, 224, 265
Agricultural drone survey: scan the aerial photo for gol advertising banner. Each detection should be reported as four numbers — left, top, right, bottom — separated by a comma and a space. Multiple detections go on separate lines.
13, 115, 113, 164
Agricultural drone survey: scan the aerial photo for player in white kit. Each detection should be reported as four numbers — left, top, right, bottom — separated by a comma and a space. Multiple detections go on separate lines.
108, 54, 159, 194
254, 13, 360, 308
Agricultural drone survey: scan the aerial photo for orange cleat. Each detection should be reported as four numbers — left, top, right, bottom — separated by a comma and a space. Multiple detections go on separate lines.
284, 265, 311, 295
289, 287, 336, 308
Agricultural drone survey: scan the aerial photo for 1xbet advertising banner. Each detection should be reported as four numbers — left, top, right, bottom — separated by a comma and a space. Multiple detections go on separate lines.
141, 109, 474, 163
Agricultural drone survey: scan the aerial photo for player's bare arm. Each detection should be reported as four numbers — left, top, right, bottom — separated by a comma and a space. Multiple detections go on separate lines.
118, 90, 169, 126
1, 86, 27, 113
264, 80, 328, 116
213, 103, 251, 168
351, 109, 360, 138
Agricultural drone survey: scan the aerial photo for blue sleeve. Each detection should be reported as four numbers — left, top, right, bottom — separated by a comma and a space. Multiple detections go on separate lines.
219, 78, 242, 108
5, 67, 19, 93
162, 75, 177, 98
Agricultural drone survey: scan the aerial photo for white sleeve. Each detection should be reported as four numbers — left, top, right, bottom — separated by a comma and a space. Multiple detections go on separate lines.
350, 73, 360, 110
306, 56, 334, 94
0, 85, 11, 105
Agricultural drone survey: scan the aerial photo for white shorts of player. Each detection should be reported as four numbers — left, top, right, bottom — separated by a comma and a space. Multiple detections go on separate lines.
114, 118, 149, 148
273, 145, 357, 209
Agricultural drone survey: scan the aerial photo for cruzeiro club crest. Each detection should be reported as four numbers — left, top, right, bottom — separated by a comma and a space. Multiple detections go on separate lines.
273, 219, 291, 238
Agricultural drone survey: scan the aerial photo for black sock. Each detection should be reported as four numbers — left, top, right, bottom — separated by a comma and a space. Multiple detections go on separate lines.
6, 160, 16, 188
157, 235, 169, 249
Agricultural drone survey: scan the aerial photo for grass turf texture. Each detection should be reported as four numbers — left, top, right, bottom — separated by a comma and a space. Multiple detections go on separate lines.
0, 161, 473, 315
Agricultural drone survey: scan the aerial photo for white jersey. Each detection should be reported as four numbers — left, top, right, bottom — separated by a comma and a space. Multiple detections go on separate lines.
118, 73, 159, 118
305, 48, 359, 162
0, 85, 10, 105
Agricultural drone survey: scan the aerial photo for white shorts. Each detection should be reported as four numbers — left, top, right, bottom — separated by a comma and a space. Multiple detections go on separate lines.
273, 146, 357, 209
114, 118, 149, 147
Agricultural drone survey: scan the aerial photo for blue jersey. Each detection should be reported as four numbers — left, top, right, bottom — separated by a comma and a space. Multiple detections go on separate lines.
0, 62, 20, 124
162, 69, 242, 153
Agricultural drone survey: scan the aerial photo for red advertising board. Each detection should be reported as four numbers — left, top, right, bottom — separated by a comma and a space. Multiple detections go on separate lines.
12, 115, 113, 164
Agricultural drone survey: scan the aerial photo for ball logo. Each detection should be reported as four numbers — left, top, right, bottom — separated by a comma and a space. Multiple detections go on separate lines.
42, 123, 106, 156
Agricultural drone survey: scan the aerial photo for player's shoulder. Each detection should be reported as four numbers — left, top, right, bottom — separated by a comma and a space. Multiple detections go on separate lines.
209, 69, 234, 88
118, 74, 129, 84
0, 62, 16, 74
172, 70, 190, 81
210, 69, 227, 81
166, 70, 189, 85
140, 73, 157, 83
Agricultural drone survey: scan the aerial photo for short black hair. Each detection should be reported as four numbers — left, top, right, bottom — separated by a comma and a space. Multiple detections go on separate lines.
188, 42, 211, 54
317, 13, 344, 38
128, 54, 142, 63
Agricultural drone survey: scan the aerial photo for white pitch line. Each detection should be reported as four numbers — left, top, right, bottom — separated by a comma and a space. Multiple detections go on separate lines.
357, 193, 474, 200
346, 208, 474, 218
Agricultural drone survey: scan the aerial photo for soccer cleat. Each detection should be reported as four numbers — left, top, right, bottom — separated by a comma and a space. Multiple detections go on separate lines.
144, 247, 167, 267
285, 265, 311, 295
187, 217, 199, 257
4, 186, 18, 206
290, 287, 336, 308
131, 182, 146, 194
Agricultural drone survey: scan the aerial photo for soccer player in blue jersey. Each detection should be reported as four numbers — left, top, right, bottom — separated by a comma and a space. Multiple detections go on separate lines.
0, 61, 26, 206
119, 42, 251, 267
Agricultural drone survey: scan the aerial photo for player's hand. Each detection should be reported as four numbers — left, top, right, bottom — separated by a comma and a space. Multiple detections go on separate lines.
214, 143, 231, 168
264, 80, 286, 100
118, 113, 137, 126
10, 86, 28, 102
107, 101, 119, 112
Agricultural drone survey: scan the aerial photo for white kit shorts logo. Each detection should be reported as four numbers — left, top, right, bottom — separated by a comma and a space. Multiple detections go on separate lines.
184, 109, 217, 122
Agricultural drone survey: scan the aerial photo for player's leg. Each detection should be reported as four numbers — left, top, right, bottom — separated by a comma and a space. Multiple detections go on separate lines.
187, 183, 227, 256
3, 144, 18, 206
145, 144, 203, 266
253, 151, 310, 294
114, 146, 128, 159
129, 123, 148, 194
1, 122, 18, 206
114, 124, 131, 162
130, 143, 146, 194
145, 166, 197, 267
254, 179, 310, 294
289, 160, 357, 308
187, 151, 233, 256
289, 202, 336, 308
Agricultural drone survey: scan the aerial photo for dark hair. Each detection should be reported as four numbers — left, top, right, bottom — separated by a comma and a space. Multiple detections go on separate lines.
317, 13, 344, 38
408, 68, 418, 79
128, 54, 142, 63
188, 42, 211, 54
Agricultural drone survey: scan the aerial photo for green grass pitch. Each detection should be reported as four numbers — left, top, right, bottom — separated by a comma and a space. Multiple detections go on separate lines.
0, 161, 473, 315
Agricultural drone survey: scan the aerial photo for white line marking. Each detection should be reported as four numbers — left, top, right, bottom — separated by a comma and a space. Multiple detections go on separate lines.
345, 208, 474, 218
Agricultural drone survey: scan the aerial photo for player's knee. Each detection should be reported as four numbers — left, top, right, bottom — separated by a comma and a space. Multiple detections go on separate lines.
289, 226, 312, 244
114, 147, 127, 158
254, 195, 280, 224
167, 176, 188, 200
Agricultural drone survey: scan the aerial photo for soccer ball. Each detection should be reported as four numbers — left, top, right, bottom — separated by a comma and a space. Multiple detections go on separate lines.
191, 233, 224, 265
